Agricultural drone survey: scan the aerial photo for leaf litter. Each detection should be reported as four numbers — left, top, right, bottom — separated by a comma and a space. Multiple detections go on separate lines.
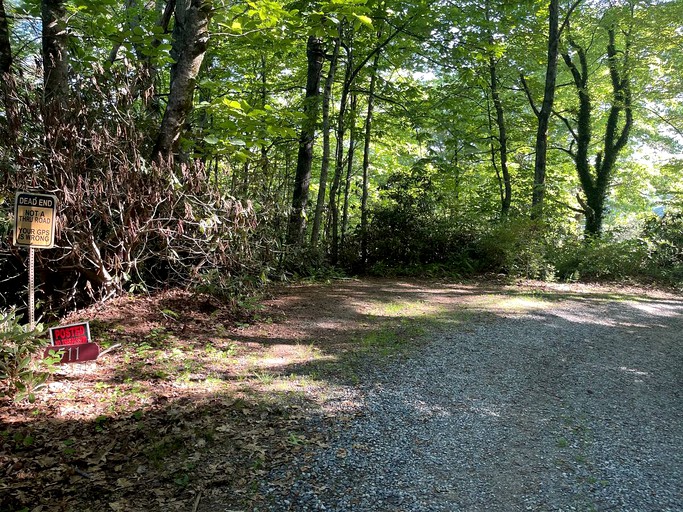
0, 288, 334, 512
4, 279, 674, 511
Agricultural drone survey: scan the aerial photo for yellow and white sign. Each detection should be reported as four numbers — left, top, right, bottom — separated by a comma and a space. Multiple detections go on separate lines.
13, 191, 58, 249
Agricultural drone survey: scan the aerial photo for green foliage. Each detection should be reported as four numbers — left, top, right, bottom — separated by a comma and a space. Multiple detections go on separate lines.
641, 212, 683, 286
0, 310, 54, 403
1, 0, 682, 316
357, 166, 476, 274
476, 219, 557, 280
553, 237, 649, 283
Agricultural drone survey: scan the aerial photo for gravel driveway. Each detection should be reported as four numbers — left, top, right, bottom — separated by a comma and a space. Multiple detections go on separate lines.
260, 290, 683, 511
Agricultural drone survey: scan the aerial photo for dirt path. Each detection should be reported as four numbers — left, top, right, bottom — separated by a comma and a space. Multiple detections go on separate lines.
1, 279, 681, 511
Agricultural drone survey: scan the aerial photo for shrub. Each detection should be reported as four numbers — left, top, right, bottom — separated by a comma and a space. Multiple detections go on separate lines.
641, 212, 683, 287
552, 236, 648, 282
475, 218, 556, 279
0, 310, 54, 403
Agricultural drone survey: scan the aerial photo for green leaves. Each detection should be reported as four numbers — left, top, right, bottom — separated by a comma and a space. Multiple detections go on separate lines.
0, 309, 50, 403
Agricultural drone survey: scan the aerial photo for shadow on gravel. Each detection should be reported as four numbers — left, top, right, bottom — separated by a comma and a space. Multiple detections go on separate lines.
2, 280, 681, 512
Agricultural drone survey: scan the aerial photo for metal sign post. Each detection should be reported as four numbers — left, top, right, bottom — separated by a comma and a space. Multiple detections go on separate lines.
13, 191, 58, 331
28, 247, 35, 331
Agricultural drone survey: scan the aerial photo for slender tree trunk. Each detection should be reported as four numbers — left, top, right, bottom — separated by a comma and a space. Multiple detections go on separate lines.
286, 35, 324, 246
361, 46, 381, 267
0, 0, 10, 75
41, 0, 69, 184
488, 54, 511, 217
311, 37, 341, 247
42, 0, 69, 108
0, 0, 18, 141
329, 40, 353, 264
523, 0, 582, 219
259, 53, 270, 195
530, 0, 560, 218
341, 93, 358, 246
151, 0, 211, 163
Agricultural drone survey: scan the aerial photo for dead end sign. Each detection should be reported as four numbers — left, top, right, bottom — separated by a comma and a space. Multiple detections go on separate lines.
13, 191, 58, 249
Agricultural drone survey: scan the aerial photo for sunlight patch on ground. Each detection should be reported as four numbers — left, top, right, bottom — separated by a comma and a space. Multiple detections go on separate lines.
408, 398, 452, 418
552, 308, 669, 329
469, 295, 552, 313
365, 299, 445, 318
627, 301, 683, 318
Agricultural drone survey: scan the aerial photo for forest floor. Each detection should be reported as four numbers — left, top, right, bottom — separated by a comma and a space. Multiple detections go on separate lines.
1, 278, 681, 511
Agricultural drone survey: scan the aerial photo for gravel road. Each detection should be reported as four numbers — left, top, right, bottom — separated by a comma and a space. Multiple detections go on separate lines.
260, 291, 683, 511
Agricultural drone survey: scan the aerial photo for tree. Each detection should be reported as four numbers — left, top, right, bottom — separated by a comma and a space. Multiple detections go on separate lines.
311, 36, 341, 247
0, 0, 18, 141
522, 0, 581, 219
287, 35, 325, 246
559, 12, 633, 236
360, 49, 380, 266
41, 0, 69, 107
486, 36, 511, 217
151, 0, 212, 163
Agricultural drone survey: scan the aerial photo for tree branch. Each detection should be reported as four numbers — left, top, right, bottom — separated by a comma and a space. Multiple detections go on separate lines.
519, 74, 540, 118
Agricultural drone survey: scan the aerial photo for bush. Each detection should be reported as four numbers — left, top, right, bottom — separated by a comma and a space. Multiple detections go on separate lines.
641, 212, 683, 287
475, 218, 557, 279
1, 72, 270, 314
0, 310, 55, 403
552, 237, 648, 282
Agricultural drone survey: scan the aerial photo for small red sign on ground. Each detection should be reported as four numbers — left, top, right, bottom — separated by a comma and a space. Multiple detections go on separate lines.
44, 343, 100, 364
50, 322, 91, 346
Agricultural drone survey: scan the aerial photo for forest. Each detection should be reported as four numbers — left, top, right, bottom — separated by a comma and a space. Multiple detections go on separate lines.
0, 0, 682, 315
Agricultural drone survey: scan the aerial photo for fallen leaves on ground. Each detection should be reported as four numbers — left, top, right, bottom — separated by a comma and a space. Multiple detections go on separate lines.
0, 289, 325, 512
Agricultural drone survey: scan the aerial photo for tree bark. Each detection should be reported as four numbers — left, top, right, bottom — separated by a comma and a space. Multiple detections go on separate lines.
361, 52, 379, 267
530, 0, 560, 218
151, 0, 211, 163
0, 0, 18, 140
42, 0, 69, 108
488, 53, 511, 217
561, 24, 632, 237
328, 39, 353, 264
311, 37, 341, 247
341, 93, 358, 246
286, 35, 325, 246
525, 0, 582, 218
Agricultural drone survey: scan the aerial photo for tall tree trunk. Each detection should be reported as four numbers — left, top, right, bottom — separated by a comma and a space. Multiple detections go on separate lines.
311, 37, 341, 247
41, 0, 69, 186
0, 0, 18, 141
529, 0, 560, 218
151, 0, 211, 163
561, 24, 632, 238
525, 0, 582, 219
42, 0, 69, 107
488, 53, 511, 217
286, 35, 324, 246
42, 0, 69, 162
259, 53, 271, 195
329, 40, 353, 264
341, 93, 358, 246
361, 45, 381, 267
0, 0, 10, 75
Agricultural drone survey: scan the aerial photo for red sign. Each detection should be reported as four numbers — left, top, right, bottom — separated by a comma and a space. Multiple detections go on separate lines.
50, 322, 91, 346
44, 343, 100, 364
